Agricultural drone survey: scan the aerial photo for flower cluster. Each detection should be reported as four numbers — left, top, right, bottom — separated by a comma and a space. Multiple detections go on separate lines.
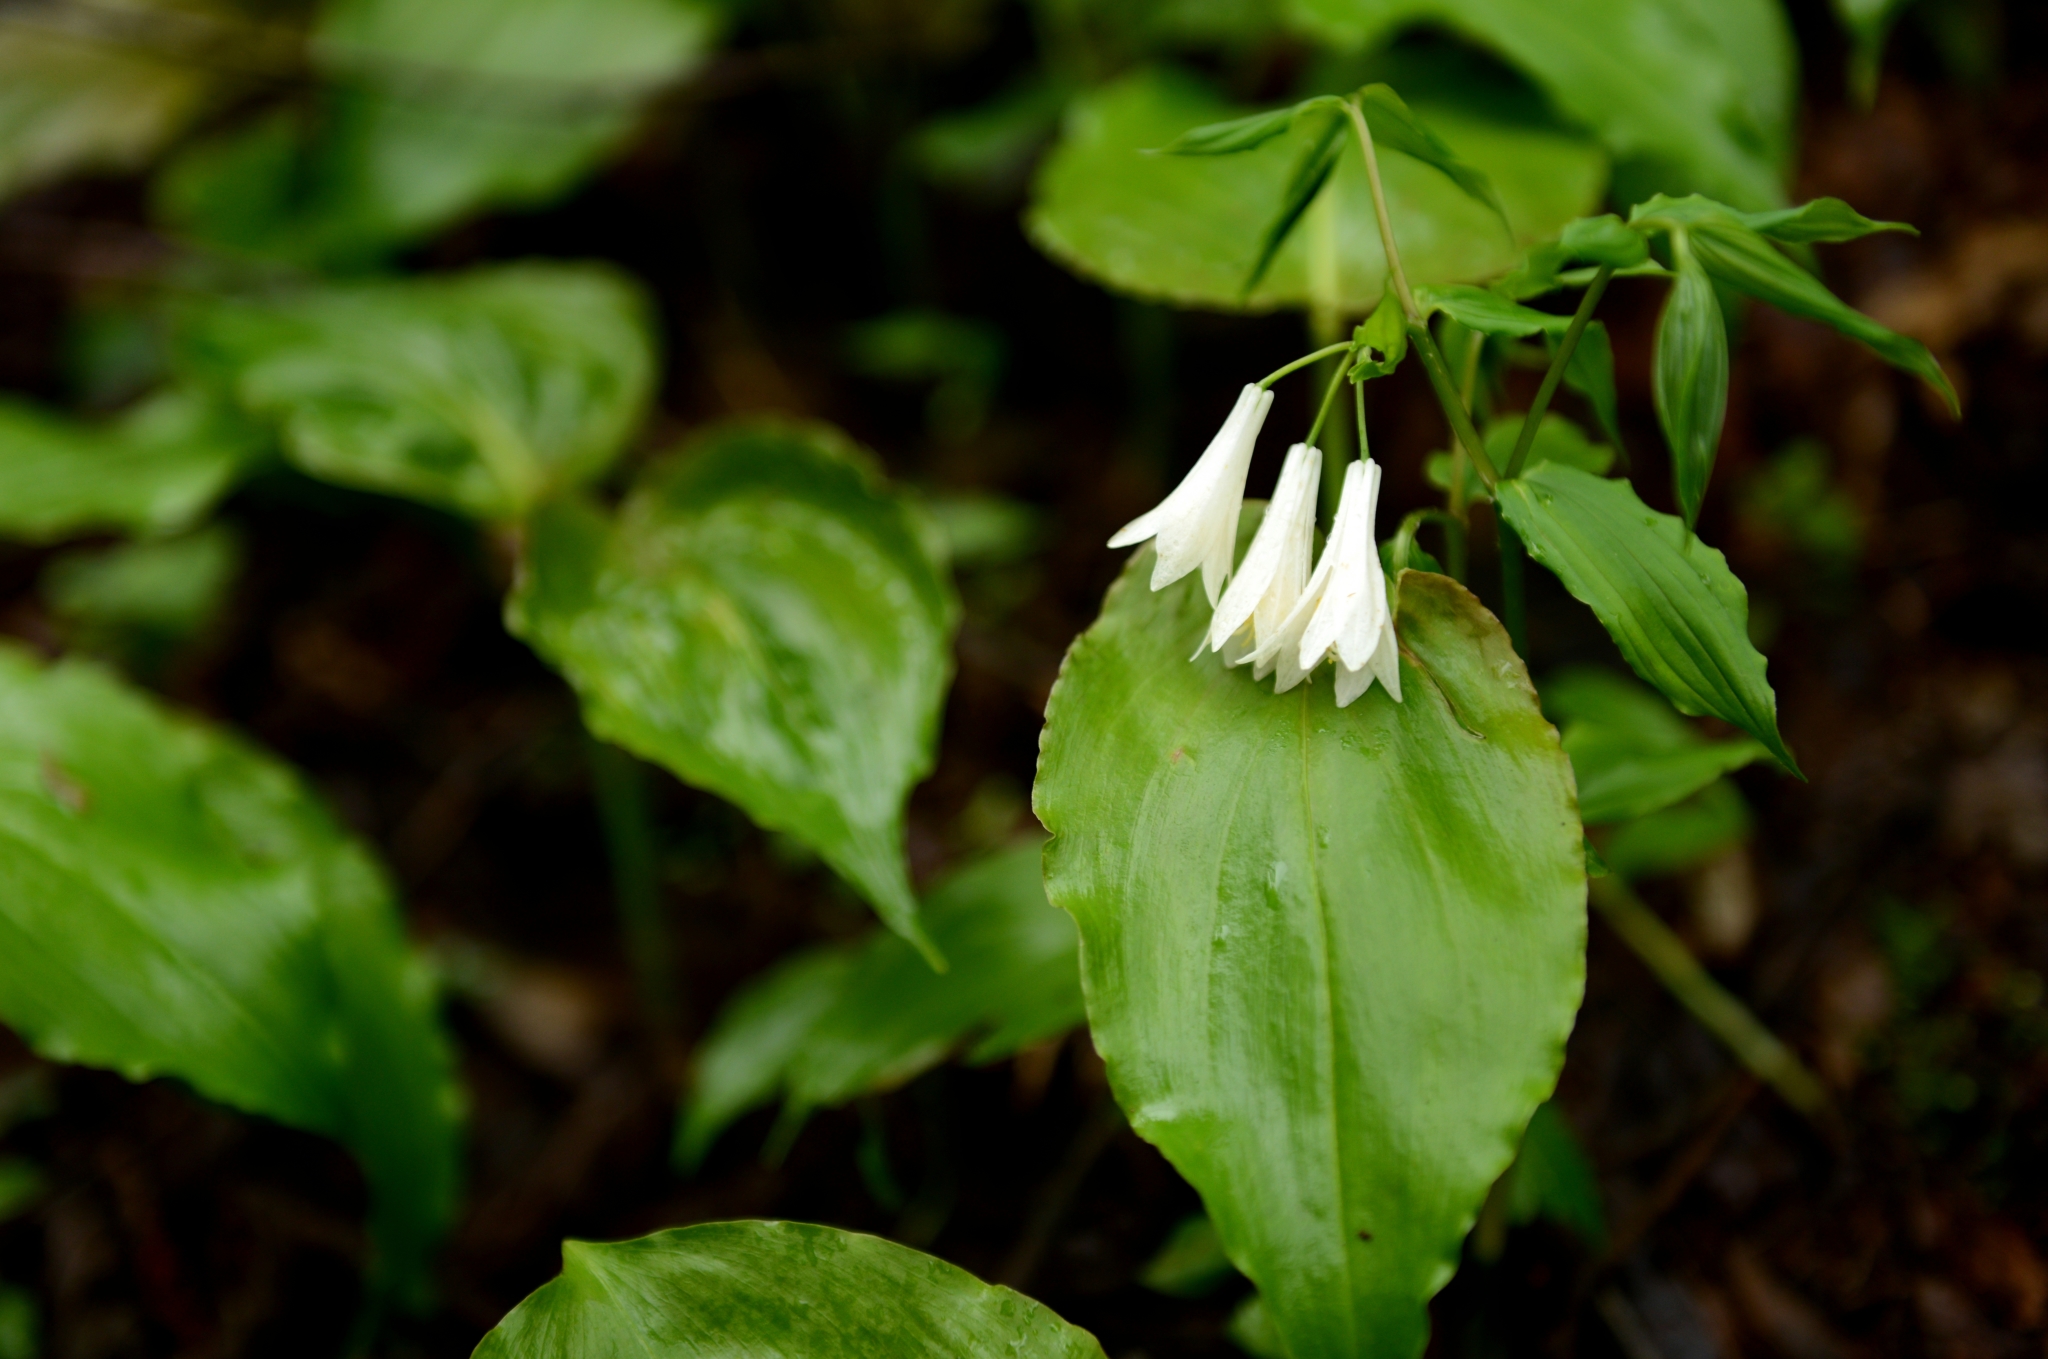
1109, 384, 1402, 707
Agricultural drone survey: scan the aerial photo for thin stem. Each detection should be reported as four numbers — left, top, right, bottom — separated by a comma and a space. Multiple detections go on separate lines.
1504, 265, 1614, 480
1343, 99, 1418, 321
1259, 341, 1351, 390
589, 739, 678, 1027
1410, 322, 1499, 488
1304, 359, 1349, 447
1447, 330, 1483, 524
1354, 375, 1368, 459
1590, 875, 1829, 1120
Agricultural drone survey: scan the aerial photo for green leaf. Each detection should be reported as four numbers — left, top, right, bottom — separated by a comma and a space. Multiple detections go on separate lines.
1601, 779, 1751, 880
1742, 196, 1915, 243
1495, 463, 1799, 775
1505, 1102, 1605, 1247
1034, 554, 1585, 1359
177, 264, 654, 520
677, 842, 1083, 1166
1027, 67, 1604, 313
473, 1221, 1107, 1358
1140, 1214, 1236, 1297
0, 0, 220, 202
43, 524, 241, 641
1652, 244, 1728, 531
0, 645, 459, 1304
1242, 108, 1346, 295
1349, 292, 1409, 379
1153, 96, 1342, 155
1230, 1294, 1288, 1359
1355, 83, 1509, 231
1414, 284, 1569, 338
156, 0, 720, 263
1496, 214, 1649, 299
1685, 217, 1957, 414
0, 389, 261, 544
1287, 0, 1796, 210
506, 418, 958, 960
1561, 320, 1622, 449
1563, 724, 1764, 825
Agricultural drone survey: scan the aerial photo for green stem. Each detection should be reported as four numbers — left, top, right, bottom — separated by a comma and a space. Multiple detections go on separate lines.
1259, 341, 1352, 390
1590, 875, 1828, 1119
589, 739, 677, 1027
1305, 359, 1349, 448
1343, 98, 1418, 322
1504, 265, 1614, 480
1410, 323, 1498, 489
1499, 519, 1528, 656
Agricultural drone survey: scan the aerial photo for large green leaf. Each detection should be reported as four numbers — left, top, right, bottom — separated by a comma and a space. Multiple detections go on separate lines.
156, 0, 719, 264
676, 841, 1084, 1167
1026, 67, 1605, 313
0, 645, 459, 1303
177, 264, 653, 520
0, 0, 221, 202
1286, 0, 1795, 209
0, 389, 262, 544
1495, 462, 1797, 774
506, 419, 958, 960
1034, 552, 1585, 1359
473, 1221, 1107, 1358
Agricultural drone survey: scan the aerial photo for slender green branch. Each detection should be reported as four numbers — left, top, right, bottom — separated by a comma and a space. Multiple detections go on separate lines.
1410, 323, 1499, 488
1447, 331, 1484, 524
1304, 359, 1349, 447
1504, 265, 1614, 480
1343, 99, 1418, 322
1354, 374, 1368, 459
1590, 875, 1828, 1120
1259, 341, 1351, 390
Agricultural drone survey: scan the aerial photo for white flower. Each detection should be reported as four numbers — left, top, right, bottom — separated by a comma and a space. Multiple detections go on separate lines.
1108, 383, 1274, 604
1204, 442, 1321, 665
1248, 458, 1403, 707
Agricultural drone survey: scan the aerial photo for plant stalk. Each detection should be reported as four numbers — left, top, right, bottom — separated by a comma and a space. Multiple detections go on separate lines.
1504, 265, 1614, 480
1411, 323, 1499, 489
1590, 875, 1828, 1120
1259, 341, 1351, 390
1343, 99, 1418, 323
1305, 358, 1349, 448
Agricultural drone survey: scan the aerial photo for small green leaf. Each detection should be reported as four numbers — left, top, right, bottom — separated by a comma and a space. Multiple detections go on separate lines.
676, 842, 1083, 1165
0, 389, 261, 544
177, 263, 653, 521
1561, 320, 1622, 448
1505, 1102, 1606, 1247
1230, 1294, 1288, 1359
1414, 284, 1570, 338
1349, 292, 1409, 379
1497, 215, 1648, 299
43, 524, 241, 643
1742, 196, 1915, 243
1355, 84, 1510, 232
1243, 108, 1345, 295
473, 1221, 1107, 1358
1653, 243, 1728, 531
1035, 546, 1585, 1359
507, 419, 958, 960
0, 645, 460, 1304
1496, 463, 1799, 775
1601, 780, 1752, 880
1563, 725, 1764, 825
1140, 1214, 1236, 1297
1685, 216, 1956, 414
1154, 96, 1342, 155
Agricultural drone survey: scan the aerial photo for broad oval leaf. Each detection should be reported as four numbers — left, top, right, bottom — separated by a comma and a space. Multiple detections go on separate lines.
676, 841, 1083, 1169
1495, 462, 1799, 775
506, 418, 958, 960
1027, 67, 1605, 313
1287, 0, 1795, 210
176, 263, 654, 520
473, 1220, 1107, 1358
0, 645, 460, 1303
1034, 556, 1585, 1359
0, 389, 262, 544
1652, 246, 1728, 531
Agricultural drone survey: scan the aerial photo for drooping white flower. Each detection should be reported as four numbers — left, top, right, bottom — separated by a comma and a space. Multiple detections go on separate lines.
1108, 383, 1274, 604
1248, 459, 1403, 707
1204, 442, 1322, 665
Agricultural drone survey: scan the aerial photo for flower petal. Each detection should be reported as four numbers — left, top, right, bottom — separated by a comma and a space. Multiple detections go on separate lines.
1208, 443, 1321, 653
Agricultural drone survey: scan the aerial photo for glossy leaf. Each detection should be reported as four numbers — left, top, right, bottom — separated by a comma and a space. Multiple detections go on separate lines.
1035, 551, 1586, 1359
0, 390, 261, 544
157, 0, 719, 263
1349, 293, 1409, 379
1027, 68, 1604, 313
1495, 462, 1798, 775
1652, 246, 1727, 531
506, 419, 958, 959
1497, 214, 1650, 299
1414, 284, 1569, 338
1288, 0, 1796, 210
1155, 97, 1340, 155
1742, 196, 1915, 243
178, 264, 653, 521
676, 842, 1083, 1167
0, 645, 459, 1303
473, 1221, 1107, 1358
0, 0, 219, 202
